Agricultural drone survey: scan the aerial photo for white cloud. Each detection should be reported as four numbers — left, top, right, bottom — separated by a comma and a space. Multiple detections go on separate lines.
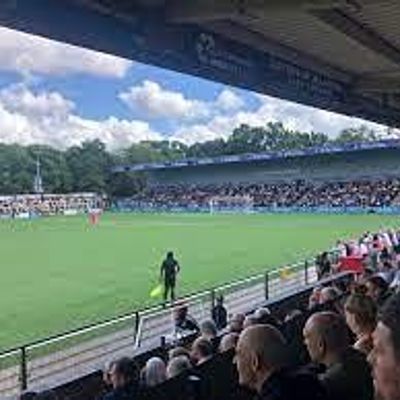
171, 94, 388, 144
119, 80, 209, 120
0, 86, 161, 150
0, 27, 132, 78
215, 89, 244, 112
0, 82, 390, 150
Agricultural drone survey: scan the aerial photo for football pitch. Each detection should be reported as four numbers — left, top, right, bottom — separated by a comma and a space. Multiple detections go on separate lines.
0, 211, 396, 351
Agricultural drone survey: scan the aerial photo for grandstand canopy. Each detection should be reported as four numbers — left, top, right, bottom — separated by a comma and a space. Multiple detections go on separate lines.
2, 1, 400, 127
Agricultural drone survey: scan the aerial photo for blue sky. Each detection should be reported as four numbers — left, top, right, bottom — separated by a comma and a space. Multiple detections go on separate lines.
0, 26, 387, 150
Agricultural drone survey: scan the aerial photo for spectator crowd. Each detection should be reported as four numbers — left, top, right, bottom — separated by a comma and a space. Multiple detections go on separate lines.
0, 193, 103, 217
119, 178, 400, 210
22, 229, 400, 400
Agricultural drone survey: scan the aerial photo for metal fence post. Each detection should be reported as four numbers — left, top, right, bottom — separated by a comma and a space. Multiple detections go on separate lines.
20, 346, 27, 391
210, 289, 216, 319
134, 311, 140, 342
304, 260, 309, 285
264, 271, 269, 300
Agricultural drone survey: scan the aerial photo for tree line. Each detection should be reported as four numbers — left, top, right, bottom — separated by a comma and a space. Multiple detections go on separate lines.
0, 122, 380, 196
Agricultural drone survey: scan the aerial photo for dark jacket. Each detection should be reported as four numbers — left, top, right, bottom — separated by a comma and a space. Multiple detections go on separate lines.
211, 304, 227, 330
319, 347, 374, 400
101, 383, 138, 400
257, 368, 327, 400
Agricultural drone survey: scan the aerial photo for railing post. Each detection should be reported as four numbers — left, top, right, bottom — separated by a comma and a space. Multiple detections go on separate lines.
304, 260, 309, 285
134, 311, 140, 341
264, 271, 269, 300
20, 346, 27, 391
210, 289, 216, 317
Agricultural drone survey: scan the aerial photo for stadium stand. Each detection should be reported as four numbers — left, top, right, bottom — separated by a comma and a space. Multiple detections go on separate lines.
117, 178, 400, 211
0, 193, 104, 218
16, 228, 400, 400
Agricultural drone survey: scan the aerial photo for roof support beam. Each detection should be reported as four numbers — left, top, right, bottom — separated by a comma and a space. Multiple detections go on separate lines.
355, 77, 400, 93
312, 8, 400, 66
167, 0, 362, 24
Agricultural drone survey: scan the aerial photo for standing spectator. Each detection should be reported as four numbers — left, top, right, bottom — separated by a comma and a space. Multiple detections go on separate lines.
235, 325, 326, 400
344, 293, 376, 355
101, 357, 138, 400
212, 295, 227, 330
369, 292, 400, 400
316, 252, 331, 279
143, 357, 166, 387
303, 312, 373, 400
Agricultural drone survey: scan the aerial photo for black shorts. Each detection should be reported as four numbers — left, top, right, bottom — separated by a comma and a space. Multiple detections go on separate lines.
165, 277, 176, 287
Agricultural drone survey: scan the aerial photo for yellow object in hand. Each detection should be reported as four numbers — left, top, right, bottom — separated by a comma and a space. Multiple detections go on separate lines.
150, 284, 163, 298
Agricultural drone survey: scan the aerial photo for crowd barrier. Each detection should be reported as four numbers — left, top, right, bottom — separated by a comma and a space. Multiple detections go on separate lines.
0, 256, 322, 399
114, 204, 400, 215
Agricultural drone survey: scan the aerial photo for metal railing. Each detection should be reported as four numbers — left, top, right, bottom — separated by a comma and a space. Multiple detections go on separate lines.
0, 256, 322, 398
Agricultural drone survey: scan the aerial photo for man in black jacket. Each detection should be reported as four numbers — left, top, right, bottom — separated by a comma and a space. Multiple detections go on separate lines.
303, 311, 373, 400
235, 324, 327, 400
160, 251, 180, 302
370, 292, 400, 400
101, 357, 138, 400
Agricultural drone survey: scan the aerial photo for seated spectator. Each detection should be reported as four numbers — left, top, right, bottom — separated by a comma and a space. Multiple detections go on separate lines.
254, 307, 280, 328
303, 312, 373, 400
219, 332, 239, 352
200, 320, 217, 340
166, 355, 192, 379
235, 324, 327, 400
143, 357, 166, 387
228, 313, 245, 333
243, 315, 258, 329
212, 295, 227, 330
282, 310, 309, 367
191, 337, 213, 365
365, 275, 391, 308
102, 361, 115, 388
370, 292, 400, 400
173, 304, 199, 334
200, 320, 219, 352
344, 293, 376, 355
169, 346, 190, 361
319, 287, 339, 305
101, 357, 138, 400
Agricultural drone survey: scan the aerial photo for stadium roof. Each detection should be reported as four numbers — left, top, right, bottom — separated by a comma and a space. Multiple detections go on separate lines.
113, 138, 400, 172
2, 1, 400, 128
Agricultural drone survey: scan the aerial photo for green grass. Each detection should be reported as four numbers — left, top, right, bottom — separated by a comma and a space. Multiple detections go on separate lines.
0, 212, 396, 352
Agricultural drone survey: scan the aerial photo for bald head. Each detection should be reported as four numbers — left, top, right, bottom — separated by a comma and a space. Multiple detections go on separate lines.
303, 312, 349, 364
235, 324, 287, 391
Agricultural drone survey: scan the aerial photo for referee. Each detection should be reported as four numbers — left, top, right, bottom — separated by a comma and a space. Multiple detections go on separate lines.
160, 251, 180, 303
